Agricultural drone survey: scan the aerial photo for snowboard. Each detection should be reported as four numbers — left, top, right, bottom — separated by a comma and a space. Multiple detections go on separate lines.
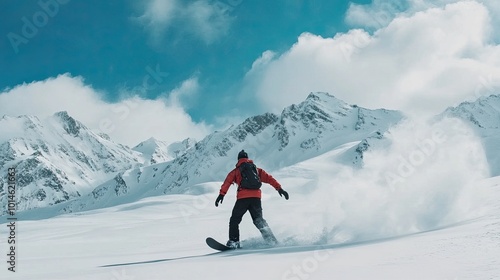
206, 237, 234, 251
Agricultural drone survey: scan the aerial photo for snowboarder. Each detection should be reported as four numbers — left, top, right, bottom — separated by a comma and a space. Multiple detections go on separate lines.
215, 150, 289, 249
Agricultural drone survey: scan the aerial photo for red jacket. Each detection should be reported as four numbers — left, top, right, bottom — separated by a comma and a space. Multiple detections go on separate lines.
219, 158, 282, 199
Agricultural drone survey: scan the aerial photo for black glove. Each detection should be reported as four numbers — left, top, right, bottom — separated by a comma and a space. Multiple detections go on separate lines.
215, 194, 224, 207
278, 189, 289, 200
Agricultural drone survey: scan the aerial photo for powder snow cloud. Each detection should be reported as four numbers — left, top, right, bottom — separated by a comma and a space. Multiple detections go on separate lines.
0, 74, 210, 146
245, 1, 500, 116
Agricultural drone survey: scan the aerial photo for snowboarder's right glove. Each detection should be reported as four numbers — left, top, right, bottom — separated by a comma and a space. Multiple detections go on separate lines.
215, 194, 224, 207
278, 189, 289, 200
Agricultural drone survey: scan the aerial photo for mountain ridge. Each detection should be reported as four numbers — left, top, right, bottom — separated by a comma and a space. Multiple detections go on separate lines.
8, 92, 403, 217
0, 112, 144, 213
10, 92, 500, 216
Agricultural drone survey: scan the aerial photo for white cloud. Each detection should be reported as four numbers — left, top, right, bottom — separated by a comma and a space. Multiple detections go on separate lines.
346, 0, 500, 40
166, 76, 200, 107
136, 0, 178, 42
184, 0, 233, 44
345, 0, 408, 30
0, 74, 210, 147
245, 1, 500, 116
136, 0, 233, 45
247, 50, 276, 76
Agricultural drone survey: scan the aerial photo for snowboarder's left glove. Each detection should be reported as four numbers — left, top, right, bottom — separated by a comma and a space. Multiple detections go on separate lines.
215, 194, 224, 207
278, 189, 289, 200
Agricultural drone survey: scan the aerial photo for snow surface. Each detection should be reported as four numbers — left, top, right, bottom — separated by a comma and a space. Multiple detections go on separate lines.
1, 128, 499, 279
132, 137, 196, 165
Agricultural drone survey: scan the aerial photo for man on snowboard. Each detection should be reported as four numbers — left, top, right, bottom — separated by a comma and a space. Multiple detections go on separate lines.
215, 150, 289, 249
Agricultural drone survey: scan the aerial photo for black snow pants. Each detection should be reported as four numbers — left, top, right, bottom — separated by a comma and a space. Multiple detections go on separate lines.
228, 197, 277, 243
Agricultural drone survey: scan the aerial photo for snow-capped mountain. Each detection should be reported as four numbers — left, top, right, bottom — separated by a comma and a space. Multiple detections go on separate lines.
50, 92, 403, 214
0, 111, 143, 213
441, 94, 500, 175
8, 96, 499, 279
133, 137, 196, 165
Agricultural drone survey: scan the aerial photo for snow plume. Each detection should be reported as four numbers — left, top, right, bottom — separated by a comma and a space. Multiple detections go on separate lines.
275, 117, 490, 245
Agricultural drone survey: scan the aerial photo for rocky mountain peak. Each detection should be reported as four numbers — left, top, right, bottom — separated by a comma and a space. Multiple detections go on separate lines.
0, 111, 143, 213
304, 92, 349, 107
442, 93, 500, 130
280, 92, 352, 136
230, 113, 279, 142
54, 111, 83, 137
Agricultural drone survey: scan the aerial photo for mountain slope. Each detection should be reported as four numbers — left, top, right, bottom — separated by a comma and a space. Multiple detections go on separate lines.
51, 92, 403, 214
0, 111, 143, 213
133, 137, 196, 165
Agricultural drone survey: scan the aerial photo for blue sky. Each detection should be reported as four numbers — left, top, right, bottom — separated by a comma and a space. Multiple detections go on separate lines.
1, 0, 500, 146
1, 0, 370, 122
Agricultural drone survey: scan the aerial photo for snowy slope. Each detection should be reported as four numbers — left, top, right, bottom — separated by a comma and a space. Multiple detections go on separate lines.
31, 92, 403, 216
133, 137, 196, 165
0, 112, 143, 213
3, 138, 498, 280
442, 94, 500, 175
